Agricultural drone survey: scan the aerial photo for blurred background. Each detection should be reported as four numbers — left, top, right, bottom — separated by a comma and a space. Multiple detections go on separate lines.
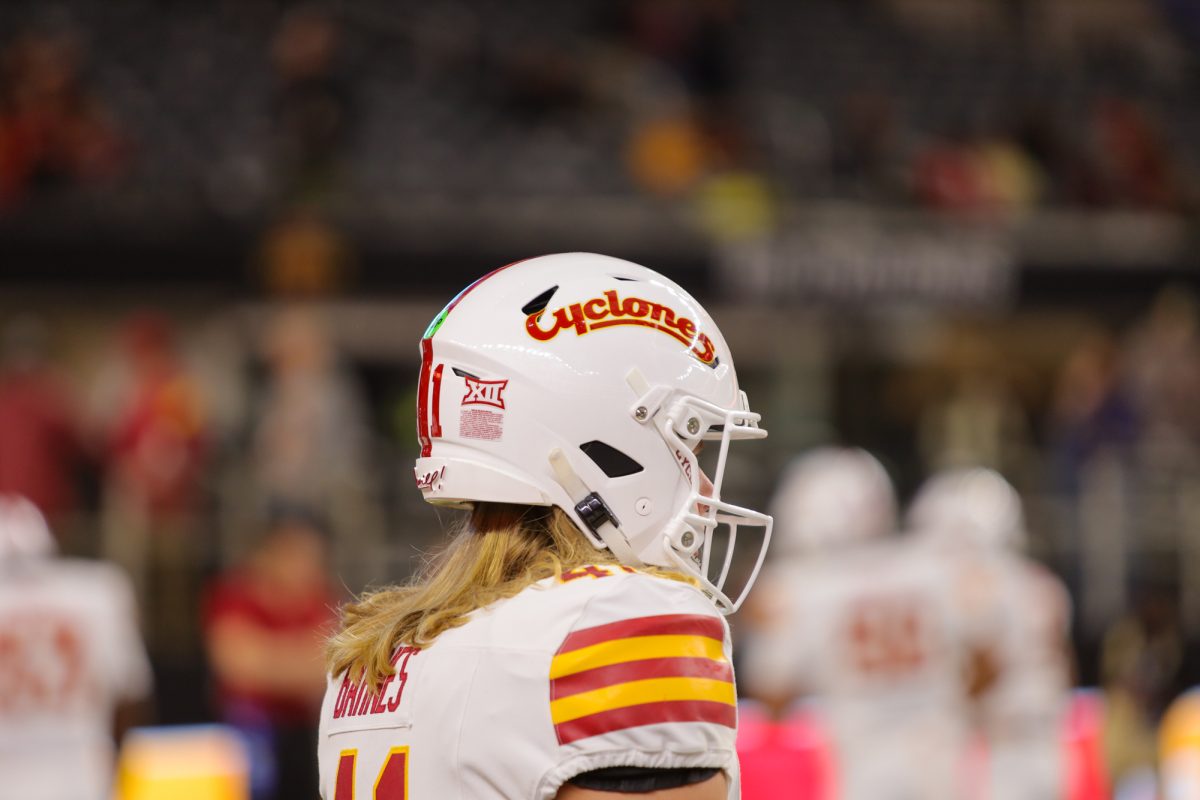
2, 0, 1200, 796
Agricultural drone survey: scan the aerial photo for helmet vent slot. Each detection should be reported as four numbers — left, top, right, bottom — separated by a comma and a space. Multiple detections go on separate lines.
521, 286, 559, 316
579, 441, 644, 478
611, 275, 639, 281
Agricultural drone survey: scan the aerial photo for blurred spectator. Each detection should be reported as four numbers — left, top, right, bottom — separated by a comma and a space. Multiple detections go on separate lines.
1102, 584, 1185, 790
0, 315, 84, 527
271, 6, 353, 204
626, 110, 711, 195
204, 508, 336, 800
257, 206, 352, 298
98, 313, 208, 657
919, 368, 1032, 475
250, 306, 369, 516
1012, 103, 1106, 207
1048, 331, 1140, 493
0, 27, 125, 209
914, 122, 1042, 216
1092, 97, 1181, 212
104, 315, 207, 519
605, 0, 742, 101
832, 92, 910, 203
913, 126, 989, 213
500, 46, 587, 122
1122, 286, 1200, 443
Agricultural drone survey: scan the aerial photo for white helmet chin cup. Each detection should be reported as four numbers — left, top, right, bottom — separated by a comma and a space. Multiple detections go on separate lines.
412, 253, 772, 613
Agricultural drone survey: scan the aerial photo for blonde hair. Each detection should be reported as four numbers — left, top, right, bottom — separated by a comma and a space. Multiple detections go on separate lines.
326, 503, 690, 688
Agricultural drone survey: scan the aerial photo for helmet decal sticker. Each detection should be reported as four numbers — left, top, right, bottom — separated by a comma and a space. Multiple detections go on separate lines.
415, 465, 446, 492
416, 339, 437, 456
462, 376, 508, 410
458, 372, 508, 442
460, 406, 504, 441
525, 289, 719, 368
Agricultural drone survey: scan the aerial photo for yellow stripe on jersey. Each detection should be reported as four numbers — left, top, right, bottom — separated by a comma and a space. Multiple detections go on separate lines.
549, 635, 726, 679
550, 676, 737, 724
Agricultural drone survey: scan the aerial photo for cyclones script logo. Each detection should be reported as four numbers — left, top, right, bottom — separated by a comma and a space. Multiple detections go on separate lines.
526, 290, 718, 367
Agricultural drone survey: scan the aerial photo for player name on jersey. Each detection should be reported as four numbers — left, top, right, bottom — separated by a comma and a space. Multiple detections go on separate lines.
332, 646, 419, 721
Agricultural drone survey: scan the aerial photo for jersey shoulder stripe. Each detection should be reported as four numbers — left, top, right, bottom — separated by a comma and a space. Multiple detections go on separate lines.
549, 612, 735, 745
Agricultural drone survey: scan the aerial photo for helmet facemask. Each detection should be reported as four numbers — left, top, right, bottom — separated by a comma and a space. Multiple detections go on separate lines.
623, 373, 772, 613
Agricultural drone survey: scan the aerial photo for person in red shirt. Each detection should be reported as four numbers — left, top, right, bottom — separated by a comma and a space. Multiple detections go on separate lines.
204, 507, 337, 800
0, 315, 83, 526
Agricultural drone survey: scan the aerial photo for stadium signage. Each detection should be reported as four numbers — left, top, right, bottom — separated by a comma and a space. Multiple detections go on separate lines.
525, 290, 718, 367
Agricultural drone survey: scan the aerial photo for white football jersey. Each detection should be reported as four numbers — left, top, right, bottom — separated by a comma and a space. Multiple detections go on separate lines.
318, 566, 739, 800
979, 555, 1071, 721
974, 553, 1071, 800
743, 540, 985, 800
0, 558, 153, 800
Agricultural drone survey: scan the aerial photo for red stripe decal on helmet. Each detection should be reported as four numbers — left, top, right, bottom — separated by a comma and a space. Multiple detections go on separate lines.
417, 338, 434, 457
430, 363, 444, 440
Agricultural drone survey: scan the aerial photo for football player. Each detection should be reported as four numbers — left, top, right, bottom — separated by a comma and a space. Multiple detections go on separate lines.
0, 494, 153, 800
742, 448, 989, 800
318, 254, 773, 799
909, 467, 1073, 800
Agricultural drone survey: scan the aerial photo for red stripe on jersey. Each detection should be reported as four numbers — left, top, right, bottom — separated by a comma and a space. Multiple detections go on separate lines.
558, 614, 724, 655
551, 657, 734, 701
416, 338, 434, 457
555, 700, 737, 745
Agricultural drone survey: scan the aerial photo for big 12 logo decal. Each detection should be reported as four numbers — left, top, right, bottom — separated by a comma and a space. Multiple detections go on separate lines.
461, 375, 508, 409
525, 289, 719, 368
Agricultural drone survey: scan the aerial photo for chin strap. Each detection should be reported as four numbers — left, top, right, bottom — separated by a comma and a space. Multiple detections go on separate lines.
548, 448, 642, 566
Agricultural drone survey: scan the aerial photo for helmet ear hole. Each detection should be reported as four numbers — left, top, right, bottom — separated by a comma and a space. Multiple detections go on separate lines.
579, 441, 644, 478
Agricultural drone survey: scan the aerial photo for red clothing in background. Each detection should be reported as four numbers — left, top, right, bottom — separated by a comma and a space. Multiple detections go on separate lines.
0, 369, 81, 519
204, 571, 336, 725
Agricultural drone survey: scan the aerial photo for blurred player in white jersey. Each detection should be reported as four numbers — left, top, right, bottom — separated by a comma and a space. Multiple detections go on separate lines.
909, 468, 1072, 800
0, 494, 153, 800
318, 254, 773, 799
743, 448, 991, 800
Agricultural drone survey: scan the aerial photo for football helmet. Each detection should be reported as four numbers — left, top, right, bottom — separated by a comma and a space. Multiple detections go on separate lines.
0, 494, 57, 563
907, 467, 1026, 551
769, 447, 896, 555
413, 253, 771, 612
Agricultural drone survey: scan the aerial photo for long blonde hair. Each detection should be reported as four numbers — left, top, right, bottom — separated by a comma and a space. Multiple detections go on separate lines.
326, 503, 688, 688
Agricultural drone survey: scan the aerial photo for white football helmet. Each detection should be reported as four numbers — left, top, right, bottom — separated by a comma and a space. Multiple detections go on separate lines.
769, 447, 897, 555
413, 253, 772, 612
0, 494, 57, 563
907, 467, 1026, 551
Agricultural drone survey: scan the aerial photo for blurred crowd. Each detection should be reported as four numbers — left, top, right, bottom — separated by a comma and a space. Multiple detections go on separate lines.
1, 281, 1199, 797
0, 303, 380, 799
0, 0, 1196, 231
2, 0, 1200, 798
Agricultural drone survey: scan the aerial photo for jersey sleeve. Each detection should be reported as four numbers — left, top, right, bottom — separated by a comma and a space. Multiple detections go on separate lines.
97, 564, 154, 701
538, 571, 739, 797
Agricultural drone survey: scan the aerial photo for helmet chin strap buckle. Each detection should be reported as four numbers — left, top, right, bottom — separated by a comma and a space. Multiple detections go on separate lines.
548, 448, 642, 566
575, 493, 620, 533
